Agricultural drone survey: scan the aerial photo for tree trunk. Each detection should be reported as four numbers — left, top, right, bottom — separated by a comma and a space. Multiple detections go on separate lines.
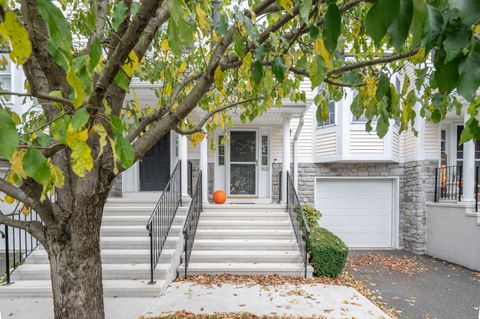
46, 196, 107, 319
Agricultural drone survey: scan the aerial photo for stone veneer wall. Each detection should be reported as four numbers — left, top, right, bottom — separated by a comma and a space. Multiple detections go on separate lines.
294, 161, 438, 254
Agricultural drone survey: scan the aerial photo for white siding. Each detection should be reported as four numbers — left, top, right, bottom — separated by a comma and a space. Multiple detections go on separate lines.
425, 121, 439, 156
271, 125, 283, 162
315, 131, 337, 157
293, 104, 315, 162
349, 130, 384, 154
392, 130, 400, 158
404, 130, 416, 159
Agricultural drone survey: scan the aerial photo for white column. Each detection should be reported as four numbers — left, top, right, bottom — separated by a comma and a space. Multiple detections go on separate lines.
179, 134, 189, 199
282, 116, 291, 202
200, 131, 209, 204
462, 115, 475, 202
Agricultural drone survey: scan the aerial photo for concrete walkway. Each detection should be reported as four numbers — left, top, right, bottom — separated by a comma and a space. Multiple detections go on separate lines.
144, 282, 390, 319
0, 297, 156, 319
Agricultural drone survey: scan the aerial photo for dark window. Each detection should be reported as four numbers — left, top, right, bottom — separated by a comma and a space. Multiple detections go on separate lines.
261, 135, 269, 166
218, 135, 225, 166
230, 131, 256, 162
456, 125, 480, 164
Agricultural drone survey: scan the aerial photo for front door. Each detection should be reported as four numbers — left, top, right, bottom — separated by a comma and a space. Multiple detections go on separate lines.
139, 133, 170, 191
229, 130, 257, 196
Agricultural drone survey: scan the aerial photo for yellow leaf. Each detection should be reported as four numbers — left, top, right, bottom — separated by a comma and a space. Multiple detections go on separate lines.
71, 141, 93, 177
191, 131, 205, 147
66, 68, 85, 109
163, 82, 173, 97
220, 116, 225, 129
4, 195, 15, 204
49, 163, 64, 188
92, 123, 107, 157
108, 137, 119, 175
170, 102, 178, 110
240, 52, 252, 76
21, 205, 31, 216
195, 5, 209, 33
123, 51, 140, 77
411, 47, 426, 64
161, 39, 169, 52
364, 76, 377, 100
179, 61, 187, 72
279, 0, 293, 14
214, 67, 224, 90
475, 24, 480, 34
66, 124, 88, 148
314, 38, 333, 70
10, 149, 27, 178
0, 11, 32, 64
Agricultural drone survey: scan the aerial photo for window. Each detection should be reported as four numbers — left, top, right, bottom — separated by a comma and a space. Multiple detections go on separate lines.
456, 125, 480, 164
0, 57, 11, 101
261, 135, 269, 166
218, 135, 225, 165
440, 129, 447, 166
317, 101, 335, 127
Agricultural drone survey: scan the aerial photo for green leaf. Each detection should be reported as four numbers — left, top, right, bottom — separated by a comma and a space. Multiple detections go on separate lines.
23, 148, 50, 185
376, 72, 391, 101
350, 94, 364, 120
449, 0, 480, 25
114, 71, 129, 91
271, 57, 286, 83
434, 55, 460, 94
112, 2, 128, 31
36, 0, 72, 52
323, 3, 341, 53
51, 116, 70, 144
115, 136, 135, 169
167, 22, 182, 56
89, 37, 102, 71
411, 0, 427, 48
424, 5, 443, 52
233, 29, 246, 58
308, 55, 327, 88
376, 117, 390, 138
251, 60, 263, 85
365, 0, 400, 45
459, 123, 473, 144
0, 108, 19, 160
109, 114, 124, 135
387, 0, 413, 52
458, 43, 480, 102
170, 0, 185, 24
443, 20, 471, 62
299, 0, 313, 23
72, 108, 89, 130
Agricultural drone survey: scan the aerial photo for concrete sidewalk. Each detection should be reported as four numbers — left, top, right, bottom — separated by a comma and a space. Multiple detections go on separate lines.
144, 282, 390, 319
0, 297, 156, 319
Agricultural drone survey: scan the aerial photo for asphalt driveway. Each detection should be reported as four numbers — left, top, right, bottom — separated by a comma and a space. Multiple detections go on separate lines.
348, 250, 480, 319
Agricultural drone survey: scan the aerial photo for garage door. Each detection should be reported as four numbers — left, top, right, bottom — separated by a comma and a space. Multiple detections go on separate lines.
315, 178, 394, 248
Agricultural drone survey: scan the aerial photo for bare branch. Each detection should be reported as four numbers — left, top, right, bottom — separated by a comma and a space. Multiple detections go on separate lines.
176, 96, 263, 135
0, 211, 45, 242
0, 91, 74, 108
0, 179, 38, 211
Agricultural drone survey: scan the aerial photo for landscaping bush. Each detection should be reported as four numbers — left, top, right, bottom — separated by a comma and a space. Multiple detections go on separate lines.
294, 204, 321, 229
308, 227, 348, 278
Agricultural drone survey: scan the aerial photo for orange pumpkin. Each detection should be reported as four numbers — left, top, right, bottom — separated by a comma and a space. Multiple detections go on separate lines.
213, 190, 227, 204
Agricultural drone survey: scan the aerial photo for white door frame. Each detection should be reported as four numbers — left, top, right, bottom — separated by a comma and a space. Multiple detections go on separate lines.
313, 176, 400, 249
226, 128, 259, 198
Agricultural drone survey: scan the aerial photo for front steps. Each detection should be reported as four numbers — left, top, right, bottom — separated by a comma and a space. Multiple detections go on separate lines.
179, 204, 313, 277
0, 197, 188, 297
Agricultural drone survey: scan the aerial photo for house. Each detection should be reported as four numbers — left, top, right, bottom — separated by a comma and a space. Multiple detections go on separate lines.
0, 57, 479, 299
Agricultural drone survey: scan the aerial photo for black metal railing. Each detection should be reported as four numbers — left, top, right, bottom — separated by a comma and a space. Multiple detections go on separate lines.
146, 160, 182, 284
434, 165, 463, 202
286, 171, 310, 278
183, 171, 202, 277
1, 210, 40, 284
277, 170, 282, 204
187, 160, 193, 197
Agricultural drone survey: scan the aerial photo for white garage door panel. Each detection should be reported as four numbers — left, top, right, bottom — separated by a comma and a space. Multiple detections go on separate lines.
315, 179, 394, 248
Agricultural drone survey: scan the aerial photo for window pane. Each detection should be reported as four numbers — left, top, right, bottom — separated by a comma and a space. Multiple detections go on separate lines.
261, 135, 268, 166
218, 135, 224, 166
230, 131, 256, 162
0, 75, 11, 91
230, 164, 256, 195
318, 101, 335, 127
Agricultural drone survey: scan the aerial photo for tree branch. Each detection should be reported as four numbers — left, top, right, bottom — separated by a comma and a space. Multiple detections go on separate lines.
0, 91, 73, 107
0, 179, 38, 212
175, 96, 263, 135
0, 211, 45, 243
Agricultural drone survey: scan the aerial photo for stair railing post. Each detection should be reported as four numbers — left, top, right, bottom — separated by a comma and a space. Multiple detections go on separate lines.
434, 167, 438, 202
147, 224, 155, 284
5, 225, 10, 284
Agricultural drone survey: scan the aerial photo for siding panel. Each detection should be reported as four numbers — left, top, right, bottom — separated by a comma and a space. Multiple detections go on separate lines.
349, 130, 384, 154
315, 131, 337, 157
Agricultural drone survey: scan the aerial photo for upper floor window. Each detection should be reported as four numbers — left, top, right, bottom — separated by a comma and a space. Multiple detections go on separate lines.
0, 56, 11, 101
317, 101, 335, 128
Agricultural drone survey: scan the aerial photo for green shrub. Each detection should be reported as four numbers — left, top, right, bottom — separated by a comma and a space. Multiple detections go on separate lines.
308, 227, 348, 278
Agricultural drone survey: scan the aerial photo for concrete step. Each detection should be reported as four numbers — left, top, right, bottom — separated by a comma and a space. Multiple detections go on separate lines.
203, 204, 286, 212
99, 236, 180, 250
191, 239, 298, 251
200, 211, 289, 221
12, 263, 169, 281
186, 250, 302, 263
0, 280, 167, 297
179, 262, 312, 277
102, 215, 185, 226
197, 220, 292, 229
102, 206, 188, 216
25, 249, 174, 264
100, 225, 181, 237
195, 229, 294, 239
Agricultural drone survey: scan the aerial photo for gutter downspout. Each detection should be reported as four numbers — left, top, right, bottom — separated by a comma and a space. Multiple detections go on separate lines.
293, 111, 306, 190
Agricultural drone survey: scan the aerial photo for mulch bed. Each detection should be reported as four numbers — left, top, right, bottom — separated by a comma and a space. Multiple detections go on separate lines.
145, 312, 326, 319
347, 253, 428, 276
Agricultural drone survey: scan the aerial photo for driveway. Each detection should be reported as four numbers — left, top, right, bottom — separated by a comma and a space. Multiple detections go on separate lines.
348, 250, 480, 319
